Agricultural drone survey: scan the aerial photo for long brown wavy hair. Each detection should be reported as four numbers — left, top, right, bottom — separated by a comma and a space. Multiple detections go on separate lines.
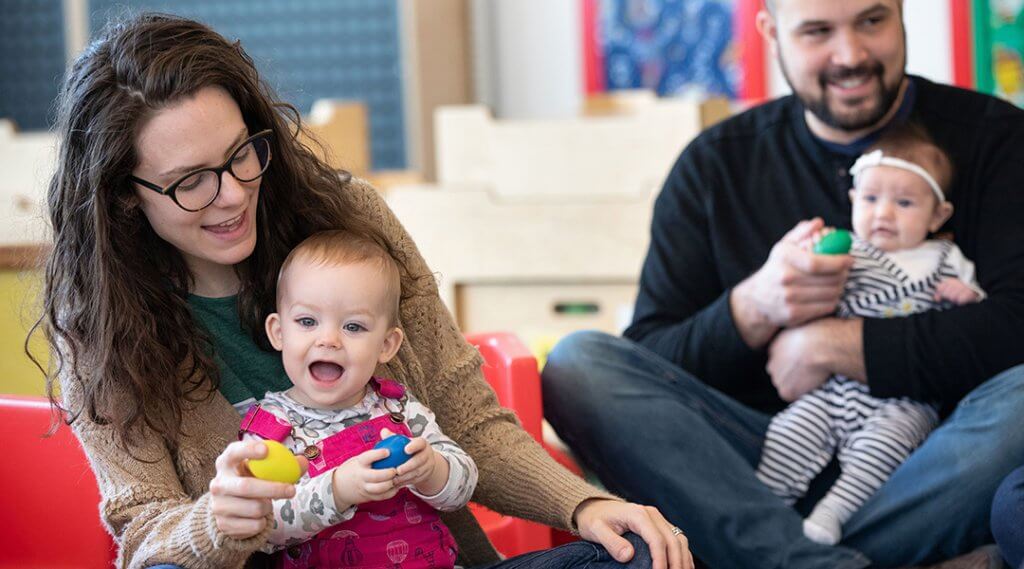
31, 13, 406, 455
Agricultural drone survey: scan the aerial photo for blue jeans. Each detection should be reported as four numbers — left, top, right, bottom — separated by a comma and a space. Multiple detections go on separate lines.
150, 536, 650, 569
542, 330, 1024, 569
992, 466, 1024, 569
475, 533, 652, 568
148, 538, 652, 569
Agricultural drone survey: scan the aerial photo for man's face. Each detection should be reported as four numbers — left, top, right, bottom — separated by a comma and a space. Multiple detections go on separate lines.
764, 0, 907, 131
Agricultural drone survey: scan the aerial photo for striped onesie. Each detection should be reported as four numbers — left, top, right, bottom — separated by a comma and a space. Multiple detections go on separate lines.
756, 236, 984, 541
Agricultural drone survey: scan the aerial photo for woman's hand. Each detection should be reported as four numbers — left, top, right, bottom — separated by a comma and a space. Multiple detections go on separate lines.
209, 440, 306, 539
574, 499, 693, 569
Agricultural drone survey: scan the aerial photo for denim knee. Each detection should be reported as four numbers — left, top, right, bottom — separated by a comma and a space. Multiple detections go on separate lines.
543, 330, 616, 378
992, 466, 1024, 568
541, 330, 619, 404
620, 532, 654, 568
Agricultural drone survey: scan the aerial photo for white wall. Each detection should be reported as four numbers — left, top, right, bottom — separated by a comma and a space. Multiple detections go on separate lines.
471, 0, 583, 119
768, 0, 954, 97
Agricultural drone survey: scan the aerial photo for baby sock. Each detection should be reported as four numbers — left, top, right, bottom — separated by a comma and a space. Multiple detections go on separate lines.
803, 508, 842, 546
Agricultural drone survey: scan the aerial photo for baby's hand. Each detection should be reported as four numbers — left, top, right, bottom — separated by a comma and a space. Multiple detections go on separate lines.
383, 429, 448, 496
934, 277, 981, 305
331, 448, 400, 508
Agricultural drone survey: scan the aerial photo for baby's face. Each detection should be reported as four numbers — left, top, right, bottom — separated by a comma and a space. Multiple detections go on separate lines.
266, 258, 402, 410
849, 165, 949, 252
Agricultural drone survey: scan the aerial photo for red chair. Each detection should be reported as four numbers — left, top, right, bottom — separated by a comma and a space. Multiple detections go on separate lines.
465, 332, 583, 554
0, 332, 580, 566
0, 395, 117, 568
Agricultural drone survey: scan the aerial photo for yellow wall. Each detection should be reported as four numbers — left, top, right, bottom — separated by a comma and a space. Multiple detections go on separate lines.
0, 270, 48, 396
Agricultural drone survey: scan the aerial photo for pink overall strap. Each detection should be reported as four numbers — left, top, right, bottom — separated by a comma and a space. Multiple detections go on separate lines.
306, 414, 413, 478
238, 403, 293, 442
371, 376, 406, 399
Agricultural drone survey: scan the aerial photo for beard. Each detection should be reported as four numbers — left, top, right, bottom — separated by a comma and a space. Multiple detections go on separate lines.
780, 56, 904, 132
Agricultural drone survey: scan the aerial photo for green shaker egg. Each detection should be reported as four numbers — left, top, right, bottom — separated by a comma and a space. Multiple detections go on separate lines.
813, 229, 852, 255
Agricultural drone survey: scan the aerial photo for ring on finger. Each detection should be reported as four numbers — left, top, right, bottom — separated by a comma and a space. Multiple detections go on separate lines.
670, 526, 684, 536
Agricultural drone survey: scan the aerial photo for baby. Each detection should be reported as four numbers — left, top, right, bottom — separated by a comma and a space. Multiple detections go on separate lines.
240, 229, 476, 568
756, 123, 985, 545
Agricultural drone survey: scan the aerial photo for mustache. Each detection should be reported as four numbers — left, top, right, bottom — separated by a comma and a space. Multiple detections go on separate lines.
820, 61, 884, 84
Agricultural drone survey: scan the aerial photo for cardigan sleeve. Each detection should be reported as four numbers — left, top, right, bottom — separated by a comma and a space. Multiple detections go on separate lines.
63, 381, 268, 569
347, 178, 620, 530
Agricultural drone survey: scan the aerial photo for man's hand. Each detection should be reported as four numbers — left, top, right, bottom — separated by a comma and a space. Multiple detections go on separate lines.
731, 218, 853, 349
574, 499, 693, 569
767, 317, 865, 401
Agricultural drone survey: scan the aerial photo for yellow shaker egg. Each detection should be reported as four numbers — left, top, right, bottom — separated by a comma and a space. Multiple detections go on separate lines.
247, 440, 301, 484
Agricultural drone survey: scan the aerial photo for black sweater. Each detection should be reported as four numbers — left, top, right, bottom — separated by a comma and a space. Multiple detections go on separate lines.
623, 76, 1024, 416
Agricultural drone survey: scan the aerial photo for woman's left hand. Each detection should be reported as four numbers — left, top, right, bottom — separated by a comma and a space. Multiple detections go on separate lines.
574, 499, 693, 569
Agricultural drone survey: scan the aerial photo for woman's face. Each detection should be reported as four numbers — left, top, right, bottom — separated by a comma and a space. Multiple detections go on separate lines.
132, 85, 261, 292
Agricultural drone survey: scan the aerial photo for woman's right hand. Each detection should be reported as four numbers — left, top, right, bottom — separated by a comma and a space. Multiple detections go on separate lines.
209, 440, 303, 539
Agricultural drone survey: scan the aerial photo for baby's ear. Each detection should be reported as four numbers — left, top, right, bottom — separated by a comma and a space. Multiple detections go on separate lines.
378, 327, 404, 364
265, 313, 284, 351
930, 201, 954, 232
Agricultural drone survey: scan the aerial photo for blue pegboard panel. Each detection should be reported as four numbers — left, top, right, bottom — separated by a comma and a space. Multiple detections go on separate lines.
0, 0, 67, 131
89, 0, 407, 169
601, 0, 739, 99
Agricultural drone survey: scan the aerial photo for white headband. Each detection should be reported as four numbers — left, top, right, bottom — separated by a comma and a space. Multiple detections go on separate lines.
849, 149, 946, 202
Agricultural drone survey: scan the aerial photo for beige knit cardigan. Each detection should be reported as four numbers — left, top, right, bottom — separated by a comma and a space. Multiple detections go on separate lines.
65, 179, 616, 569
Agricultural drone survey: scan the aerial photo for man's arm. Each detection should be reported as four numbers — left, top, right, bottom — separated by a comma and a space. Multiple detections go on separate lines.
627, 146, 850, 395
624, 146, 766, 394
731, 219, 852, 349
767, 318, 864, 402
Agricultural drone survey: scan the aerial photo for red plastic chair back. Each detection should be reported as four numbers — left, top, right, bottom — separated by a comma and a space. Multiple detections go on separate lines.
465, 332, 555, 557
0, 395, 117, 568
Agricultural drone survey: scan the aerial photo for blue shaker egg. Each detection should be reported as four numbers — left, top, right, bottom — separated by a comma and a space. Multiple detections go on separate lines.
371, 434, 412, 469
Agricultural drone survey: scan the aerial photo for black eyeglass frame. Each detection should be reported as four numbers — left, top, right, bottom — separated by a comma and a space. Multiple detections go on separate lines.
128, 129, 274, 212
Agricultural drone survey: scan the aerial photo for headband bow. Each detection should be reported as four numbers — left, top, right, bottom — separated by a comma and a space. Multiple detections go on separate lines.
849, 149, 945, 202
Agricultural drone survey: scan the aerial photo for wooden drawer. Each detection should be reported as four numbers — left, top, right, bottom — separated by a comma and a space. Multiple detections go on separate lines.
455, 282, 637, 339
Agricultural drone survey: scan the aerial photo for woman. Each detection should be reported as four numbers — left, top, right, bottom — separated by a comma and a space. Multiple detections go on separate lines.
37, 13, 692, 569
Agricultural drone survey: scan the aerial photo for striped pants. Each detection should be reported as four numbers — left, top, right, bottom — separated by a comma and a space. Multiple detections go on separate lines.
756, 376, 939, 525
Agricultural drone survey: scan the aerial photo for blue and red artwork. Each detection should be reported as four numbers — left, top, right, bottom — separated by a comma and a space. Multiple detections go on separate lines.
598, 0, 740, 98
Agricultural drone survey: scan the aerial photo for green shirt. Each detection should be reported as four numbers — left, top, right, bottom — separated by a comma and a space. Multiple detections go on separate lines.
188, 294, 289, 412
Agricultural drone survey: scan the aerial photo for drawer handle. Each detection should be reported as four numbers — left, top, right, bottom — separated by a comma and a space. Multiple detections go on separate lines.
553, 302, 600, 315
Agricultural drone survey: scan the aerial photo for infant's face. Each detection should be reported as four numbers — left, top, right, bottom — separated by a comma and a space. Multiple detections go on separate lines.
849, 165, 947, 252
266, 258, 401, 410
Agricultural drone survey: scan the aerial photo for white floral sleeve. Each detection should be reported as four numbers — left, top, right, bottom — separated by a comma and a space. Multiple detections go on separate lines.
403, 394, 478, 511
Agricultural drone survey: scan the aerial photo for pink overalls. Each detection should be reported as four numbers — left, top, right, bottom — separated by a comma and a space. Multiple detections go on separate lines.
240, 378, 459, 569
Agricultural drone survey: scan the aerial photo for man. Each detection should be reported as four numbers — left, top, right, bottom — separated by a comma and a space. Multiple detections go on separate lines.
542, 1, 1024, 568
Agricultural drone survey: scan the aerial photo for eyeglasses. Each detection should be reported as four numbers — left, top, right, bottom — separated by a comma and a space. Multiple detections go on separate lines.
129, 129, 274, 212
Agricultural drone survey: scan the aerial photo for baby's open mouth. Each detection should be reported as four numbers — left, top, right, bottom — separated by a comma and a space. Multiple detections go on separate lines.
310, 361, 344, 382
